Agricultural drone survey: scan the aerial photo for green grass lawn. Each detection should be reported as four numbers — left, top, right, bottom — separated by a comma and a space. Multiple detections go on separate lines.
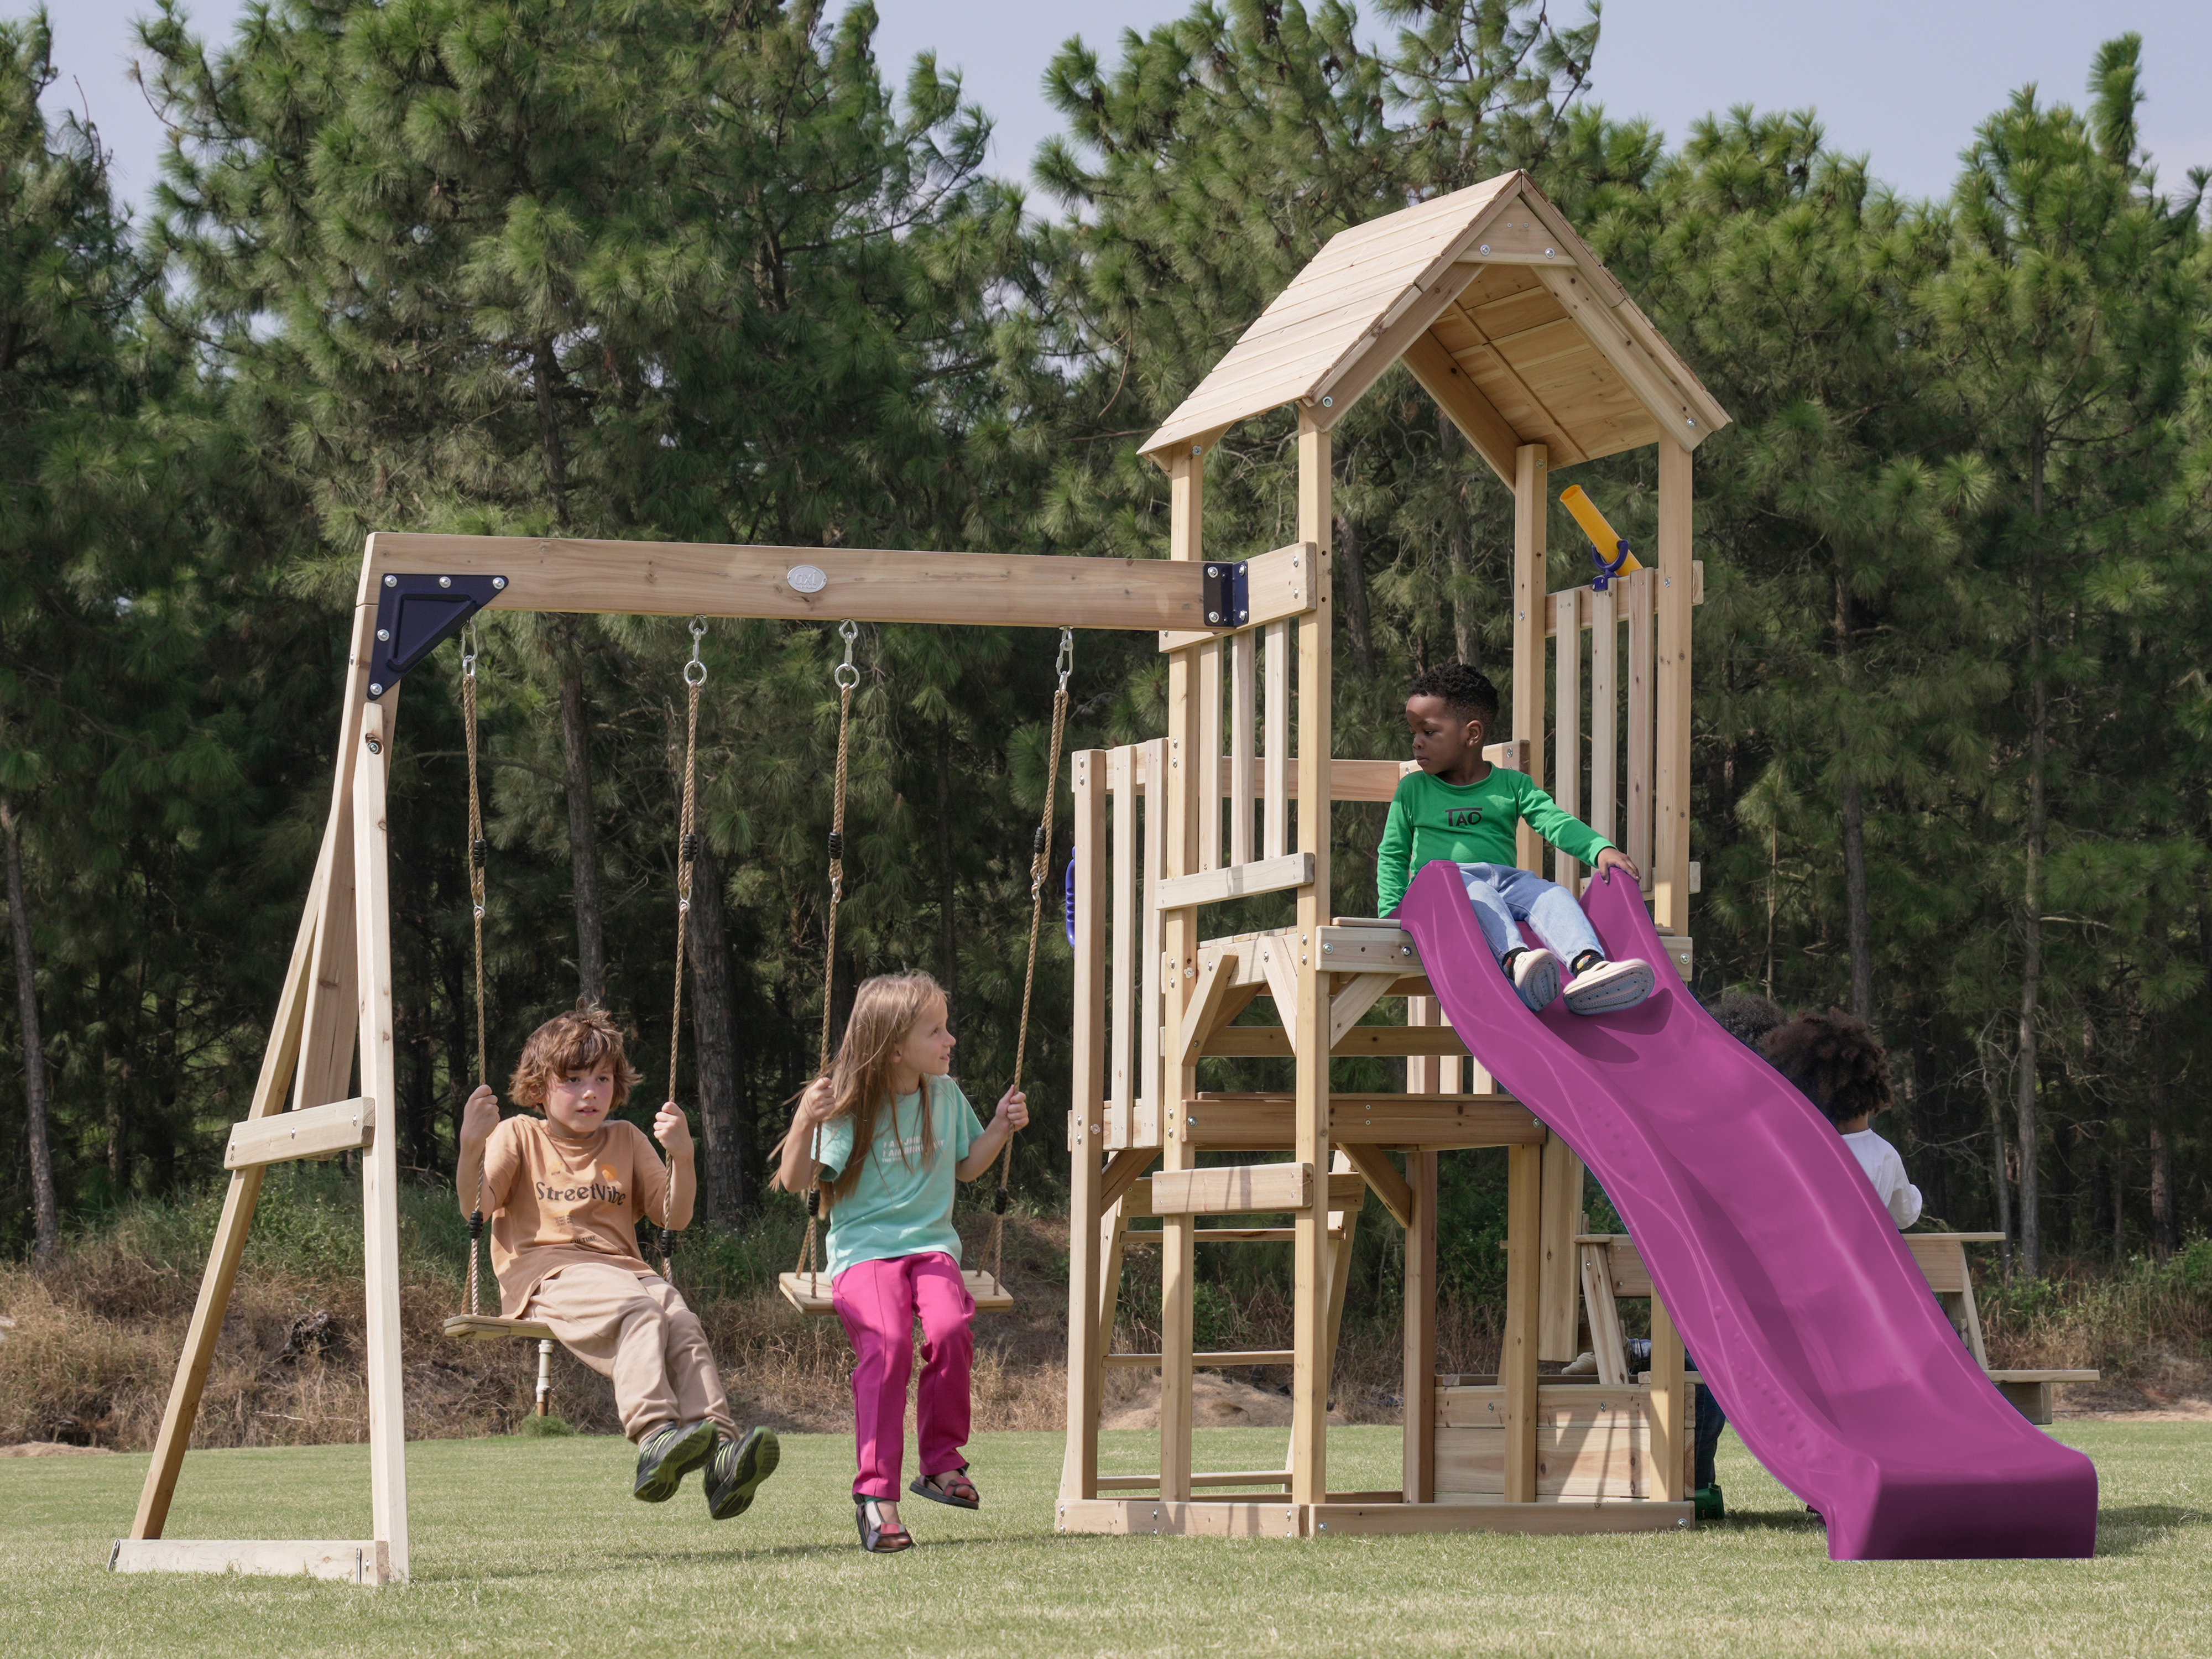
0, 1422, 2203, 1656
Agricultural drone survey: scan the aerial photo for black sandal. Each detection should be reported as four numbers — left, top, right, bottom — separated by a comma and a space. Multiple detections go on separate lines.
910, 1466, 979, 1510
855, 1494, 913, 1553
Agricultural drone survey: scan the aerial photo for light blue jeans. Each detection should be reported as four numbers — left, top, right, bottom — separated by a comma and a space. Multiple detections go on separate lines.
1454, 863, 1604, 968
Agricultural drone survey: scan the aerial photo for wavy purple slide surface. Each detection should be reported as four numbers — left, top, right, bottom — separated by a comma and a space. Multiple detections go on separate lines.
1397, 860, 2097, 1559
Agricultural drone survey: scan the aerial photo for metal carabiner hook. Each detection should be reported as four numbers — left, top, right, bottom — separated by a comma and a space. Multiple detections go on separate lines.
833, 619, 860, 691
461, 624, 478, 680
1056, 627, 1074, 693
685, 615, 708, 686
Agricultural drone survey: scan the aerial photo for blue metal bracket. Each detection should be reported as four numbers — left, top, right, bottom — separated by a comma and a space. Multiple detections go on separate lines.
1201, 561, 1250, 629
366, 573, 508, 699
1589, 541, 1633, 593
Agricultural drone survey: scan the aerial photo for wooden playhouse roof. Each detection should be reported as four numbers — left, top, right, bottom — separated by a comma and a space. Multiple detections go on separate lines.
1140, 171, 1730, 478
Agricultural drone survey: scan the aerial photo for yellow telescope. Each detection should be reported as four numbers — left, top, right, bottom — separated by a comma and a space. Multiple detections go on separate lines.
1559, 485, 1641, 590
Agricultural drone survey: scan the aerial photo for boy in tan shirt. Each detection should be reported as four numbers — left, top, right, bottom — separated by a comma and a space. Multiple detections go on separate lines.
458, 1006, 778, 1517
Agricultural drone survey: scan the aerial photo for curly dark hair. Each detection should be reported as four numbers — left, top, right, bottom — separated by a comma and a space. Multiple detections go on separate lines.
1708, 991, 1786, 1051
1760, 1009, 1894, 1126
1407, 663, 1499, 726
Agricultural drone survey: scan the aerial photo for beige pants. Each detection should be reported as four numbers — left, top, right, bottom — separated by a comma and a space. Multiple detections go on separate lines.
527, 1261, 737, 1442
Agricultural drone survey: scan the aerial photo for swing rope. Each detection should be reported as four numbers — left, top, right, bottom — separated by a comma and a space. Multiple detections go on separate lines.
984, 628, 1073, 1286
462, 629, 491, 1319
792, 620, 860, 1291
659, 618, 707, 1282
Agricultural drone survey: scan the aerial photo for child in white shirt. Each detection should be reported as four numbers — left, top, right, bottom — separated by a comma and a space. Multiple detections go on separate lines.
1762, 1009, 1922, 1229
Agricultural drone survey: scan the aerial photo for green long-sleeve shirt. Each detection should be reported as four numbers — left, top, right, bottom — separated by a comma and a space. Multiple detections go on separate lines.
1375, 765, 1614, 916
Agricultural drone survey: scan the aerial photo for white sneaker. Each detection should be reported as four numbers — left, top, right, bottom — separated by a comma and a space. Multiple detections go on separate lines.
1563, 957, 1653, 1015
1503, 947, 1562, 1012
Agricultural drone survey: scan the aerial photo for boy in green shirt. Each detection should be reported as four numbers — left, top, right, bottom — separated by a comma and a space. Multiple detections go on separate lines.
1378, 664, 1654, 1015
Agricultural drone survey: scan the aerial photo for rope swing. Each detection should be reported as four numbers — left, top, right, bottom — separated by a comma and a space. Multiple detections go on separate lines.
658, 618, 708, 1283
984, 627, 1073, 1287
789, 620, 860, 1298
781, 624, 1069, 1317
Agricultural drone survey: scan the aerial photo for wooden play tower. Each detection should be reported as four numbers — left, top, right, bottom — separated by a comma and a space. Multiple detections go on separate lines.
1056, 173, 1731, 1538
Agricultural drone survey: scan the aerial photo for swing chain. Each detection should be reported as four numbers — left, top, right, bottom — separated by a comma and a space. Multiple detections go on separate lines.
662, 618, 708, 1284
988, 627, 1073, 1285
460, 624, 491, 1318
796, 622, 860, 1286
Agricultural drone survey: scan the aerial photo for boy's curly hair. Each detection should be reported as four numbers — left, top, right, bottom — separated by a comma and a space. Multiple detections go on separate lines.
1760, 1009, 1893, 1126
1407, 663, 1499, 727
1708, 991, 1786, 1051
509, 1004, 644, 1112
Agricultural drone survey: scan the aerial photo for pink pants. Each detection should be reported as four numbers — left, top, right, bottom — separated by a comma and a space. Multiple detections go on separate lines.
831, 1251, 974, 1500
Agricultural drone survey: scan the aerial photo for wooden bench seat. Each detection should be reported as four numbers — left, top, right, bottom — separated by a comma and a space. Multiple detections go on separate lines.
1576, 1233, 2098, 1426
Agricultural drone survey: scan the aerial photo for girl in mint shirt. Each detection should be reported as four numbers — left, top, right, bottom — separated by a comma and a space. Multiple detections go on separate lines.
773, 971, 1027, 1554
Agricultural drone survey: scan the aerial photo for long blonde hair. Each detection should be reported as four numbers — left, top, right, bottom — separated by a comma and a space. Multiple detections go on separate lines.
779, 971, 947, 1206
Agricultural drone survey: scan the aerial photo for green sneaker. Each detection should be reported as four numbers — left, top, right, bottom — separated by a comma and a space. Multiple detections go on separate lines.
704, 1426, 781, 1520
1693, 1482, 1725, 1521
633, 1418, 716, 1503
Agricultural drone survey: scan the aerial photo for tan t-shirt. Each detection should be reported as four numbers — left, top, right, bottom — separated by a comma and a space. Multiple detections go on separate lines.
482, 1115, 669, 1316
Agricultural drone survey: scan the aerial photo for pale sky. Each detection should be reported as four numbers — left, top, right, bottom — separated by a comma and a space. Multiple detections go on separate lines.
29, 0, 2212, 216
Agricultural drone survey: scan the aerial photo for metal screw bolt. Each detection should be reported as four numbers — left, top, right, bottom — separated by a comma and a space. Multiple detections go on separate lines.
383, 575, 397, 587
1208, 611, 1222, 624
368, 682, 384, 695
1192, 445, 1203, 455
1479, 243, 1491, 254
1321, 942, 1333, 954
1321, 395, 1333, 408
1401, 945, 1412, 957
366, 738, 382, 754
1206, 565, 1219, 578
375, 628, 390, 641
437, 575, 452, 588
492, 576, 507, 589
1545, 247, 1556, 258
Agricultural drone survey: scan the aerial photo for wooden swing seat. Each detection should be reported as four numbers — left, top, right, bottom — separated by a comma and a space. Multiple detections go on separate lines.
441, 1314, 555, 1342
778, 1269, 1014, 1317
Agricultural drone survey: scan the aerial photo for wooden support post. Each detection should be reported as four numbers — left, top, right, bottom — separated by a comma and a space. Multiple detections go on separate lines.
1230, 634, 1255, 864
1511, 445, 1549, 874
1402, 1149, 1438, 1504
295, 584, 392, 1112
352, 700, 409, 1581
1290, 412, 1334, 1506
1108, 747, 1136, 1147
1262, 622, 1290, 859
1198, 639, 1223, 872
1654, 440, 1694, 933
1062, 751, 1109, 1500
1551, 587, 1582, 893
1139, 740, 1166, 1147
1589, 583, 1618, 851
130, 833, 330, 1541
1501, 1140, 1543, 1505
1159, 445, 1206, 1503
1537, 1138, 1585, 1363
1648, 1291, 1688, 1503
1626, 567, 1655, 891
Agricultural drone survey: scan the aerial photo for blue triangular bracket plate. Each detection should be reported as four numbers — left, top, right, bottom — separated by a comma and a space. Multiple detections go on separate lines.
366, 573, 508, 699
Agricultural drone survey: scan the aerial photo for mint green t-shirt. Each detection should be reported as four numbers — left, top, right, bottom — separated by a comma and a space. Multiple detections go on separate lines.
816, 1076, 985, 1278
1375, 765, 1614, 915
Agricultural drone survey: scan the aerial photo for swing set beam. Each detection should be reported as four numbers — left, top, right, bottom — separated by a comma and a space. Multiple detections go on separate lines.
361, 531, 1298, 635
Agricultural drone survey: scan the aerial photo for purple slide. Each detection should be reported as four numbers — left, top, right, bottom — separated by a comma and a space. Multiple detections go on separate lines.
1396, 860, 2098, 1559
